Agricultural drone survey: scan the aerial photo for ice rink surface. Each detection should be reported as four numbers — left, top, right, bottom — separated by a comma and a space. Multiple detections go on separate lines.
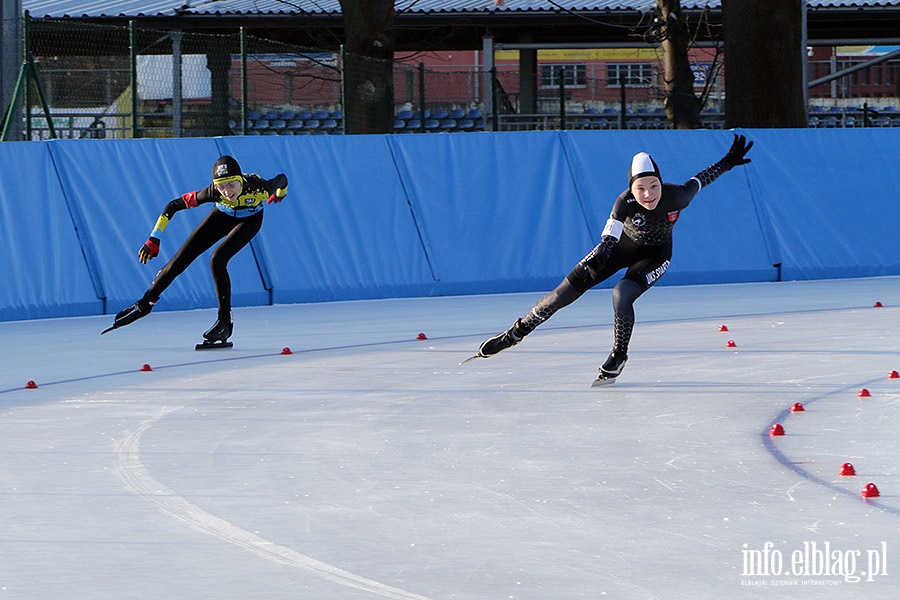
2, 277, 899, 599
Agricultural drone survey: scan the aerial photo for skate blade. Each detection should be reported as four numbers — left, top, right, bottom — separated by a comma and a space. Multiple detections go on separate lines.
196, 341, 234, 350
100, 325, 116, 335
591, 376, 617, 388
459, 354, 484, 365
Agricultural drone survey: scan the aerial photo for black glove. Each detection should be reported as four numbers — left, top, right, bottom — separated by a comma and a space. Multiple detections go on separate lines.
267, 173, 288, 204
721, 134, 753, 169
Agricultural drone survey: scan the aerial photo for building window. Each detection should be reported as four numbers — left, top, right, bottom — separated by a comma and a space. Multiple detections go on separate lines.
606, 63, 653, 87
540, 64, 586, 88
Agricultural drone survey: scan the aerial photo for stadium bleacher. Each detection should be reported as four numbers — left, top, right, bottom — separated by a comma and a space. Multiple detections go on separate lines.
231, 102, 899, 135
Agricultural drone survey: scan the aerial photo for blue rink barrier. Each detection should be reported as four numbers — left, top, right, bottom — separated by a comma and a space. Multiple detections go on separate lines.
1, 129, 899, 322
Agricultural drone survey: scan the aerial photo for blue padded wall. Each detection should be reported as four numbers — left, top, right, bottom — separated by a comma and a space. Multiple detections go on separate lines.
0, 142, 100, 320
388, 131, 596, 295
1, 128, 899, 322
746, 128, 900, 281
215, 134, 436, 303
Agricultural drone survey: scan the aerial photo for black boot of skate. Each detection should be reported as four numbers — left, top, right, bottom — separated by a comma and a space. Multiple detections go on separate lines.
197, 317, 233, 350
592, 350, 628, 387
101, 300, 154, 334
478, 318, 525, 358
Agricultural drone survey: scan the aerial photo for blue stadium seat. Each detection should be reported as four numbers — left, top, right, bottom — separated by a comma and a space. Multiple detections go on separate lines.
263, 110, 280, 121
440, 119, 457, 131
314, 110, 330, 121
424, 119, 441, 132
286, 119, 305, 134
320, 119, 339, 133
280, 110, 296, 122
406, 119, 422, 132
396, 109, 414, 121
270, 119, 287, 134
432, 109, 449, 120
303, 119, 321, 132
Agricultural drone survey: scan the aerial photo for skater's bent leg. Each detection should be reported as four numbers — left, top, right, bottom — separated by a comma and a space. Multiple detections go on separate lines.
142, 212, 227, 305
610, 279, 644, 354
517, 275, 588, 336
209, 213, 262, 321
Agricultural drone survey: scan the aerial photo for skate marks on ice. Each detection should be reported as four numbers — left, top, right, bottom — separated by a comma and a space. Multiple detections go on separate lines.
113, 406, 431, 600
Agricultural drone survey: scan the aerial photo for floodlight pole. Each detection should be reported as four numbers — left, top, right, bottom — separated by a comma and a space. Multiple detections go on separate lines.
130, 20, 139, 138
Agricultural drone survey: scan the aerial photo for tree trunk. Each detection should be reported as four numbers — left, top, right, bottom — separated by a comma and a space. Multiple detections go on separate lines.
722, 0, 807, 128
339, 0, 395, 134
657, 0, 701, 129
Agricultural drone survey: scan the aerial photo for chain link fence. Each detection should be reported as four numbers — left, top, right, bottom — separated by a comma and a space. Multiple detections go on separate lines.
4, 15, 900, 141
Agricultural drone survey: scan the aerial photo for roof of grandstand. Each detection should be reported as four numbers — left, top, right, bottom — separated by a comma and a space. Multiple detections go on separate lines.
22, 1, 900, 49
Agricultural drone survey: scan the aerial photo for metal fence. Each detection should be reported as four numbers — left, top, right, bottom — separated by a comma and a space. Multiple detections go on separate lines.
4, 15, 900, 141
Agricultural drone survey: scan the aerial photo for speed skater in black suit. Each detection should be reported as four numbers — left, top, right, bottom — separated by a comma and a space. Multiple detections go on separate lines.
473, 133, 753, 385
102, 155, 288, 347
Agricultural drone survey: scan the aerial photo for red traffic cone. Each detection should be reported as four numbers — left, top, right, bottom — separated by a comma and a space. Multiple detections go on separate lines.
281, 347, 293, 355
889, 370, 899, 379
861, 482, 880, 498
140, 364, 152, 372
873, 301, 883, 307
839, 462, 856, 476
858, 388, 871, 397
25, 380, 38, 389
790, 402, 805, 412
726, 339, 737, 348
417, 332, 428, 340
718, 324, 729, 332
769, 423, 785, 436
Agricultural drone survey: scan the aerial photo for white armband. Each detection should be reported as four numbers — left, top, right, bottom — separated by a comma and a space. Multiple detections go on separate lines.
601, 218, 624, 241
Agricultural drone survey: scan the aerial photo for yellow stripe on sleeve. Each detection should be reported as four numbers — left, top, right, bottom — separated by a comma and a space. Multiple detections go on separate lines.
150, 214, 170, 238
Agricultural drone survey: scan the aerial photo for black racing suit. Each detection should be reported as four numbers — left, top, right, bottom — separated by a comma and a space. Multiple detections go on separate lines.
514, 159, 731, 356
141, 172, 287, 321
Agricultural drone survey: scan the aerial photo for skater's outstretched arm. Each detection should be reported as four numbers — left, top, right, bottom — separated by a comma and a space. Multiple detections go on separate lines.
689, 133, 754, 191
138, 192, 205, 264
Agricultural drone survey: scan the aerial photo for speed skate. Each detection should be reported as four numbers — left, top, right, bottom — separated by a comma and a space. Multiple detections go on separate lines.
197, 318, 233, 350
196, 340, 233, 350
591, 374, 617, 387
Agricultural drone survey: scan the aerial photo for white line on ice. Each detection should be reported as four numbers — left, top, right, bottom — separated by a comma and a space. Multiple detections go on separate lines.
113, 406, 432, 600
